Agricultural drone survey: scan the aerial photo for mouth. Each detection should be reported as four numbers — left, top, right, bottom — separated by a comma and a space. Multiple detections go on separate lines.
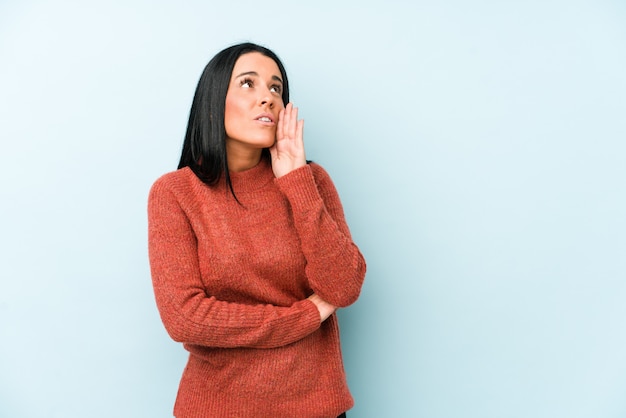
255, 113, 275, 124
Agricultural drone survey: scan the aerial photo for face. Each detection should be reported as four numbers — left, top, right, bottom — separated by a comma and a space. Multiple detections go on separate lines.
224, 52, 285, 153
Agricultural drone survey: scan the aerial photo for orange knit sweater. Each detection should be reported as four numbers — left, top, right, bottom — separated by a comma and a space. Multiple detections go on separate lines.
148, 157, 366, 417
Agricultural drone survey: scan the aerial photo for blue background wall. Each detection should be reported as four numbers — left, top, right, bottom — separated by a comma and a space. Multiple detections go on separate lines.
1, 1, 625, 417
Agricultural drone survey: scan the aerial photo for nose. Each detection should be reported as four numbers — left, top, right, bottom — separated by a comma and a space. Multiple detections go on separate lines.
258, 89, 275, 108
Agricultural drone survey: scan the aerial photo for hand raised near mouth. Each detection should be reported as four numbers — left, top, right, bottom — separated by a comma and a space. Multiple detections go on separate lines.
269, 102, 306, 178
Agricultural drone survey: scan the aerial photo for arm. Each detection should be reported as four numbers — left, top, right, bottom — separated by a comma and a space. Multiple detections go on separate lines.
147, 178, 322, 349
269, 103, 366, 307
275, 164, 366, 307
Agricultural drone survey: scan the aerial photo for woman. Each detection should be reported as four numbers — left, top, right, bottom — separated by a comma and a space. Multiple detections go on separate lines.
148, 42, 366, 418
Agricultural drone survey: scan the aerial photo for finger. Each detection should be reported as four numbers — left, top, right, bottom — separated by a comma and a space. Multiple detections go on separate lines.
283, 103, 293, 137
276, 108, 285, 140
291, 107, 298, 138
296, 119, 304, 146
288, 106, 298, 139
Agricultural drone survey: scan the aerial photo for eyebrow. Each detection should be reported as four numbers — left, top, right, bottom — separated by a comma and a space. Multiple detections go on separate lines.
235, 71, 283, 84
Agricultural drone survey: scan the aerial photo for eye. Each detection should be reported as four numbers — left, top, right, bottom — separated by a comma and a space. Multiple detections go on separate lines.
270, 85, 282, 94
240, 78, 253, 88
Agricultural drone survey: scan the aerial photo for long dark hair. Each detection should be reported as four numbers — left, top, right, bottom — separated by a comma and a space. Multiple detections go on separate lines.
178, 42, 290, 199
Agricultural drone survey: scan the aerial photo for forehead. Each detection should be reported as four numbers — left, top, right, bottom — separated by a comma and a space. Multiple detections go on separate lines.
231, 52, 281, 78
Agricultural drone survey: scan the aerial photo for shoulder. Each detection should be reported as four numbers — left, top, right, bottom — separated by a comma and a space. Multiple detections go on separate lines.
149, 167, 199, 202
151, 166, 194, 187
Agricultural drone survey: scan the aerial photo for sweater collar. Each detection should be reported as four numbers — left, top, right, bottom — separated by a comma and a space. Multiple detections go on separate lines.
227, 157, 274, 193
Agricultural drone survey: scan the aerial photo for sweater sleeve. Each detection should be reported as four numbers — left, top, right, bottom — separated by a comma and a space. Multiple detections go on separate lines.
275, 164, 366, 307
147, 177, 321, 349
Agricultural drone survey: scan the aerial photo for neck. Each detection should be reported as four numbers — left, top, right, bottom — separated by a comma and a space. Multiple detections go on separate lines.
226, 143, 263, 173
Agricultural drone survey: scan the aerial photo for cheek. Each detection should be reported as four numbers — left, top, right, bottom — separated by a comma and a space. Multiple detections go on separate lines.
224, 96, 242, 134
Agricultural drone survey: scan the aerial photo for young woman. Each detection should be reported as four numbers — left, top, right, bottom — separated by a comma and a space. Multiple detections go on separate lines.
148, 42, 366, 418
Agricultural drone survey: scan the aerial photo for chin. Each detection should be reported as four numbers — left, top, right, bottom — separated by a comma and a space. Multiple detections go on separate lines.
255, 137, 276, 149
227, 134, 276, 150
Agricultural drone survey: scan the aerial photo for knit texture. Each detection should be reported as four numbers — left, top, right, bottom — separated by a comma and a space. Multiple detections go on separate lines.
148, 157, 366, 417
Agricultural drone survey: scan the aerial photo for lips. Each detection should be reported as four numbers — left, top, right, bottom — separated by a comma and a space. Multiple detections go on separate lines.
255, 113, 275, 124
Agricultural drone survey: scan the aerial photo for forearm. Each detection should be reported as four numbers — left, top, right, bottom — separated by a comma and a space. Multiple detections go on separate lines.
300, 206, 366, 306
151, 282, 322, 349
275, 164, 366, 307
